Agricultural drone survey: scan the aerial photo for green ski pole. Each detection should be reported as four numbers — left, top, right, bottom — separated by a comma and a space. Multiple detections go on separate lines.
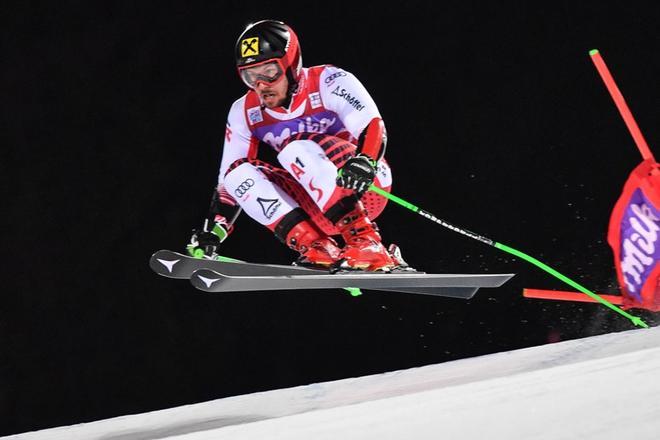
369, 185, 648, 328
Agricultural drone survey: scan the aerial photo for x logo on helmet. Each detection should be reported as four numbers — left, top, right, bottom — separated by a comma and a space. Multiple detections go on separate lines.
241, 38, 259, 57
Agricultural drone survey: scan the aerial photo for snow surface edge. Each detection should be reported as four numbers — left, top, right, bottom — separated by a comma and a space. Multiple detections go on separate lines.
7, 327, 659, 440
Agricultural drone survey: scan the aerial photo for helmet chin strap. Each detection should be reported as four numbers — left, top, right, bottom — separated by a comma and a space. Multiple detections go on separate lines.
284, 69, 299, 106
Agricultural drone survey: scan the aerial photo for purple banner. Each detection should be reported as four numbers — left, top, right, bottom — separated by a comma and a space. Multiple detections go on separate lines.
618, 188, 660, 300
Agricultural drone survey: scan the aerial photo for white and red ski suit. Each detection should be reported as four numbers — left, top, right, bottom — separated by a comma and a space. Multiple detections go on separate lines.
215, 65, 395, 268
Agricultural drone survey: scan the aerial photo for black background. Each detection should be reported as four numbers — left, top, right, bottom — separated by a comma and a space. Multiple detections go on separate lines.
4, 1, 660, 435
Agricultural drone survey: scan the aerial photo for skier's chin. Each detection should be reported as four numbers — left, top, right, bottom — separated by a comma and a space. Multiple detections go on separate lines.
261, 92, 283, 108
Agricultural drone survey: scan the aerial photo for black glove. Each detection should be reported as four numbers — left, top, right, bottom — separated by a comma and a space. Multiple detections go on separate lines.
187, 229, 221, 258
336, 154, 377, 193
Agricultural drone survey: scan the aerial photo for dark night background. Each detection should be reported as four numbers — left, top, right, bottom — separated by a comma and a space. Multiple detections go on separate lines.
4, 1, 660, 435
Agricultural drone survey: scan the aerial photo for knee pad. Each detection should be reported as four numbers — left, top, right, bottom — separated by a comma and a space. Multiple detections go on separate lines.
223, 162, 299, 226
277, 140, 339, 209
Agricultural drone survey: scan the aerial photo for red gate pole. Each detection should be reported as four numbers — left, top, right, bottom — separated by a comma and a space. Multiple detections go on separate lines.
590, 49, 655, 162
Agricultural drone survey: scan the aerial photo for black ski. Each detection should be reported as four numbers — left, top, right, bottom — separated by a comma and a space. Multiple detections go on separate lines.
190, 268, 514, 299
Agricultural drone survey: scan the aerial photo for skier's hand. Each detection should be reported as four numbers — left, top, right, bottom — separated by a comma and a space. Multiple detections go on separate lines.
336, 154, 377, 194
186, 216, 232, 259
187, 229, 220, 259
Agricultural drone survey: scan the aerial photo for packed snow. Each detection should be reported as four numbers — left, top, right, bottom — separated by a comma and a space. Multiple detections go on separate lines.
8, 326, 660, 440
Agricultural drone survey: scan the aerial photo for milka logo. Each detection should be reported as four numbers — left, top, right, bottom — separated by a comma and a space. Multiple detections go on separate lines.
621, 203, 660, 293
262, 127, 293, 148
297, 116, 336, 133
261, 117, 337, 149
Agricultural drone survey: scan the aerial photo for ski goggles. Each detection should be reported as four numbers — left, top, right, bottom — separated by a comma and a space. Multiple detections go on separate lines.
238, 59, 285, 89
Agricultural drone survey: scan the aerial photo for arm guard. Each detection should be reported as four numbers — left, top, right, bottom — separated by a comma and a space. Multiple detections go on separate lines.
356, 117, 387, 162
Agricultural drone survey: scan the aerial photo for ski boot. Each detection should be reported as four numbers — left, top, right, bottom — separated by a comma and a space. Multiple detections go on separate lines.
284, 220, 342, 268
387, 243, 419, 273
334, 202, 395, 272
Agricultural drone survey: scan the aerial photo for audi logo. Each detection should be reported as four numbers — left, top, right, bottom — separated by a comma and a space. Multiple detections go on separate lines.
234, 179, 255, 197
324, 71, 347, 84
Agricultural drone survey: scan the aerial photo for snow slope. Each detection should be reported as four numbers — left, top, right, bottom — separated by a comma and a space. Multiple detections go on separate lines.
7, 326, 660, 440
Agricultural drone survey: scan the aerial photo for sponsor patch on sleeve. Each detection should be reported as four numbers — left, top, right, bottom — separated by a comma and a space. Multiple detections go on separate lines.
247, 106, 263, 125
309, 92, 322, 109
324, 69, 347, 86
331, 86, 365, 111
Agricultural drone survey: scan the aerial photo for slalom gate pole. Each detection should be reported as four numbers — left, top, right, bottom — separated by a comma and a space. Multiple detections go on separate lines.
523, 289, 624, 305
368, 185, 648, 328
589, 49, 655, 162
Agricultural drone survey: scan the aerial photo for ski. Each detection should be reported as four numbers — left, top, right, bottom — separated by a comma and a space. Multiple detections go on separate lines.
150, 250, 421, 295
190, 268, 514, 299
151, 250, 514, 298
150, 250, 323, 279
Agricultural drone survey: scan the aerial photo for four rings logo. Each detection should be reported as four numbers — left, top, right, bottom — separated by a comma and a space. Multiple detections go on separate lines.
234, 179, 255, 197
324, 71, 347, 84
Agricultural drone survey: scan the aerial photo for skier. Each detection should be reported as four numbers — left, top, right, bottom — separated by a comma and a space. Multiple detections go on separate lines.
188, 19, 400, 271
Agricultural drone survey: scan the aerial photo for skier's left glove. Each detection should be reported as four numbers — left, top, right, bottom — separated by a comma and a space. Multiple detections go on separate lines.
336, 154, 377, 194
186, 215, 233, 259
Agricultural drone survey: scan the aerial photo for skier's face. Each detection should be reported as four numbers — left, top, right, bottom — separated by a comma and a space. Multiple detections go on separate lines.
254, 75, 289, 108
239, 59, 289, 108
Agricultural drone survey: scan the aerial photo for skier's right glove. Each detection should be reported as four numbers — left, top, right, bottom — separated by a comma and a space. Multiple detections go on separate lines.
336, 154, 377, 194
186, 216, 233, 259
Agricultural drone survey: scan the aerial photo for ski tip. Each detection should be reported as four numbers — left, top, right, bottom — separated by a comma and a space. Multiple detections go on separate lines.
589, 49, 599, 56
150, 249, 166, 258
190, 269, 222, 292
